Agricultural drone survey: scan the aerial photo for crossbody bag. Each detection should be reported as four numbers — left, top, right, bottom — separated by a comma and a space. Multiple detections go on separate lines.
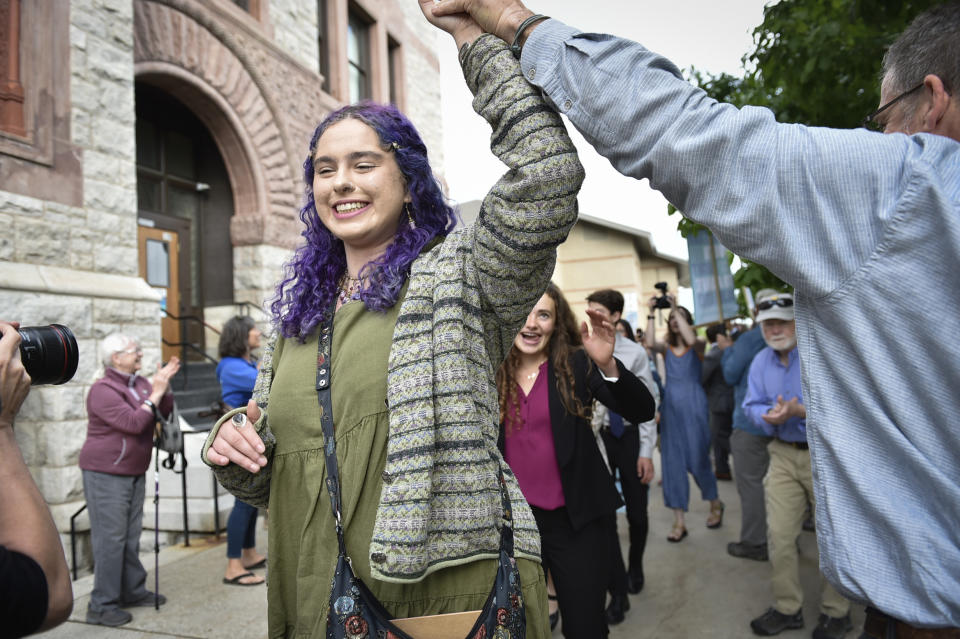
315, 309, 526, 639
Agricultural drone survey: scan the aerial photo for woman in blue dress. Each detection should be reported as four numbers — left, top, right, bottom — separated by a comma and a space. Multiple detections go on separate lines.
216, 316, 267, 585
643, 296, 723, 542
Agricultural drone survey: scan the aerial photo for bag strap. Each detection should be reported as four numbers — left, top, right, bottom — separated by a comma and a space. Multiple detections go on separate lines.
314, 307, 516, 561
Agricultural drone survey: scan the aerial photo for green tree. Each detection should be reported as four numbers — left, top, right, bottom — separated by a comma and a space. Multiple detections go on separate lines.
670, 0, 945, 313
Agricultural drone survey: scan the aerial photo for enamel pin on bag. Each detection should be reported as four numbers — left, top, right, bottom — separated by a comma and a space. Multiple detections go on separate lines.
315, 311, 526, 639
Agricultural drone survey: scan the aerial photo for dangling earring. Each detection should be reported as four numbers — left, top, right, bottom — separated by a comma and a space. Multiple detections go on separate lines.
405, 202, 416, 230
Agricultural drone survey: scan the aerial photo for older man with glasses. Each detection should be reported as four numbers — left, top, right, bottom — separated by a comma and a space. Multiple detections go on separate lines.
429, 0, 960, 635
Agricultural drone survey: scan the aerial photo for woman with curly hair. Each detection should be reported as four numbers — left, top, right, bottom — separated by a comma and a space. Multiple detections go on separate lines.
496, 283, 655, 639
644, 296, 724, 542
201, 9, 585, 639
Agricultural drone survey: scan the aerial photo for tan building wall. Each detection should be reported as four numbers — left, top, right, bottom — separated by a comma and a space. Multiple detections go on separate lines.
554, 219, 685, 328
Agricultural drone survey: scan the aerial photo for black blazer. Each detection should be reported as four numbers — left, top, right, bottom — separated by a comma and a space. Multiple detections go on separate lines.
501, 349, 657, 532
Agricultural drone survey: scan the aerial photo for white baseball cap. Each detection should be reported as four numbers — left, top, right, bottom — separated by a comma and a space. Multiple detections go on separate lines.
755, 289, 795, 323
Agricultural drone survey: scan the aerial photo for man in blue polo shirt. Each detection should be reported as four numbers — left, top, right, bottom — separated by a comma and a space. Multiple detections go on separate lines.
744, 291, 849, 639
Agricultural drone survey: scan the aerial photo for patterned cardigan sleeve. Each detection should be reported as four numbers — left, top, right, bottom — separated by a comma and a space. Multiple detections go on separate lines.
201, 333, 278, 508
460, 35, 585, 366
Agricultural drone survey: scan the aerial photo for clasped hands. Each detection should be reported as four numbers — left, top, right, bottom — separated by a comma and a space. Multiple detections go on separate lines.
419, 0, 535, 50
762, 395, 805, 425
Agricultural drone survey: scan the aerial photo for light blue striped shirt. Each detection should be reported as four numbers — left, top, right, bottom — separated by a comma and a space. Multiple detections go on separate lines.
524, 20, 960, 627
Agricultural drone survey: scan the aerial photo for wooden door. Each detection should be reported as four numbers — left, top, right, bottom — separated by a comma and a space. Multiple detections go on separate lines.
138, 226, 180, 362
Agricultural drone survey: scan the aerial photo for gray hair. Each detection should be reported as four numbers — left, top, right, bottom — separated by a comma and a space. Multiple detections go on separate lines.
882, 2, 960, 101
99, 333, 137, 368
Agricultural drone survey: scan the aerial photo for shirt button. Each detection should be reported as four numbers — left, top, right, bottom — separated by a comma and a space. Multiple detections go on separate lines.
562, 99, 573, 111
371, 552, 386, 564
527, 67, 536, 80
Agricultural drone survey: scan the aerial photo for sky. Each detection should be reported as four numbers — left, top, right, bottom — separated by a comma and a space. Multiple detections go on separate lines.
436, 0, 772, 261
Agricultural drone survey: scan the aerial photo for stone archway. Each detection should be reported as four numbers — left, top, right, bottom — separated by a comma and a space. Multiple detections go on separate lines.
133, 0, 300, 247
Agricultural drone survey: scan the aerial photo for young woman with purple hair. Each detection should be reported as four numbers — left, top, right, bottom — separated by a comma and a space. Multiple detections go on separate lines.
201, 7, 584, 638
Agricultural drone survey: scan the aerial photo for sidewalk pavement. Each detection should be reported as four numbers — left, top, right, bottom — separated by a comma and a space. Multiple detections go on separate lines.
35, 528, 269, 639
35, 468, 864, 639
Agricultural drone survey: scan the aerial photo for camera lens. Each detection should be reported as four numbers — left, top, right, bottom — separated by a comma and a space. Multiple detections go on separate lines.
18, 325, 79, 385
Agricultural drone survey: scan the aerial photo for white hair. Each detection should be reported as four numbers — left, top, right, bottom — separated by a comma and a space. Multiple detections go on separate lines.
99, 333, 137, 368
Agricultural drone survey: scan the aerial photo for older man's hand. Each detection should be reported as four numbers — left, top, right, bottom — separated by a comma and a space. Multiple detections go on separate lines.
431, 0, 537, 45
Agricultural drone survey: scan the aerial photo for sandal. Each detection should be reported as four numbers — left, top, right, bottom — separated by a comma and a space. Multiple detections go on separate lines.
706, 501, 725, 529
667, 525, 688, 542
223, 571, 265, 586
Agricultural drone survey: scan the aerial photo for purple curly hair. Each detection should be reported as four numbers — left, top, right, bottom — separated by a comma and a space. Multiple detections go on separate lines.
271, 101, 458, 340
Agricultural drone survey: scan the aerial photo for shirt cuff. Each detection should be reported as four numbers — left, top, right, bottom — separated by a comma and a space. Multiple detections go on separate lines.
599, 370, 620, 383
637, 420, 656, 458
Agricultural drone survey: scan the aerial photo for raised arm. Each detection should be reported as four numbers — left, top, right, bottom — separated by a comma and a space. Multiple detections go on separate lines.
517, 20, 925, 298
643, 298, 666, 356
433, 2, 923, 299
0, 324, 72, 633
457, 36, 584, 364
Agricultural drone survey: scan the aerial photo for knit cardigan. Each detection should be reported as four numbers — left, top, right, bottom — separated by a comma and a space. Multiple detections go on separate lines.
202, 35, 584, 583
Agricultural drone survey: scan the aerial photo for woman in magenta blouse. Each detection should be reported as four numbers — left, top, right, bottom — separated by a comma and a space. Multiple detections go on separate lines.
496, 283, 656, 639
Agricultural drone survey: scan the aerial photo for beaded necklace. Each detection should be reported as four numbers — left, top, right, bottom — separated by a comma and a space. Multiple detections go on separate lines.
337, 273, 363, 308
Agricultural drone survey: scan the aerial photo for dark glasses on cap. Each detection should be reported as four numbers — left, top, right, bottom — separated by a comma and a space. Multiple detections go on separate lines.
757, 298, 794, 311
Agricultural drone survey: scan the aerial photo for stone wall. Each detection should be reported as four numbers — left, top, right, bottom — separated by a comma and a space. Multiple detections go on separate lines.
268, 0, 320, 75
71, 0, 139, 276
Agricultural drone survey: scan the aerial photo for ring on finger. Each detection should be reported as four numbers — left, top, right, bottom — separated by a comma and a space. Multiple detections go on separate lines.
231, 412, 247, 430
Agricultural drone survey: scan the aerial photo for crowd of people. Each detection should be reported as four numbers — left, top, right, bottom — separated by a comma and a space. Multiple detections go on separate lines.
2, 0, 957, 637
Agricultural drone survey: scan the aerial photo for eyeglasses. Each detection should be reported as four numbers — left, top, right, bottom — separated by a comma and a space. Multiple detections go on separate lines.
118, 347, 142, 355
861, 83, 924, 132
756, 298, 794, 311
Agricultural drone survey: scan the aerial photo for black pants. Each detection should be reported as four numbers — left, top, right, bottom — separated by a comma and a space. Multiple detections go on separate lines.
709, 410, 733, 475
601, 427, 649, 596
532, 506, 610, 639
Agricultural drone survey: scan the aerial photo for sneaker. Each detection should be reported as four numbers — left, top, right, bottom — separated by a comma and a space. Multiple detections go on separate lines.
750, 608, 804, 636
122, 591, 166, 607
728, 541, 769, 561
86, 607, 133, 627
812, 613, 852, 639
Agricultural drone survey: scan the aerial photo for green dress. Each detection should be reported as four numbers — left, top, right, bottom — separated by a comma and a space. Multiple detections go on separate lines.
263, 296, 549, 638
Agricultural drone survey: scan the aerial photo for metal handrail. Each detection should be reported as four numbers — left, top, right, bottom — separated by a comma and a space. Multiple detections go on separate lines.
161, 309, 221, 336
162, 339, 218, 366
235, 300, 267, 317
70, 503, 87, 580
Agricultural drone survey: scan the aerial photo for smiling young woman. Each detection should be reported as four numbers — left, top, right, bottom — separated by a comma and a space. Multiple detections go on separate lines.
201, 9, 586, 639
496, 283, 656, 639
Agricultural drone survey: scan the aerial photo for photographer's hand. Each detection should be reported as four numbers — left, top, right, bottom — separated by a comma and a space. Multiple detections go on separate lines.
0, 322, 30, 428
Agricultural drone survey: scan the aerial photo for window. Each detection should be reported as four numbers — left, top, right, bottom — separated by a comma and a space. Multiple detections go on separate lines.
388, 36, 402, 107
0, 0, 26, 137
347, 8, 371, 103
317, 0, 330, 93
230, 0, 250, 9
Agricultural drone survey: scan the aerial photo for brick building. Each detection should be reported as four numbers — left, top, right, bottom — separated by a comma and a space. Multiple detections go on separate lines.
0, 0, 443, 563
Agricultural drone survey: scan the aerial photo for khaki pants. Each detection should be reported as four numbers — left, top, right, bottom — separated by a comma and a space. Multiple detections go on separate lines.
764, 440, 849, 617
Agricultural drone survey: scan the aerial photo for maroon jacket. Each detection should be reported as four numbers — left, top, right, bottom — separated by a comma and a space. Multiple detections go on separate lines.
79, 367, 174, 475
